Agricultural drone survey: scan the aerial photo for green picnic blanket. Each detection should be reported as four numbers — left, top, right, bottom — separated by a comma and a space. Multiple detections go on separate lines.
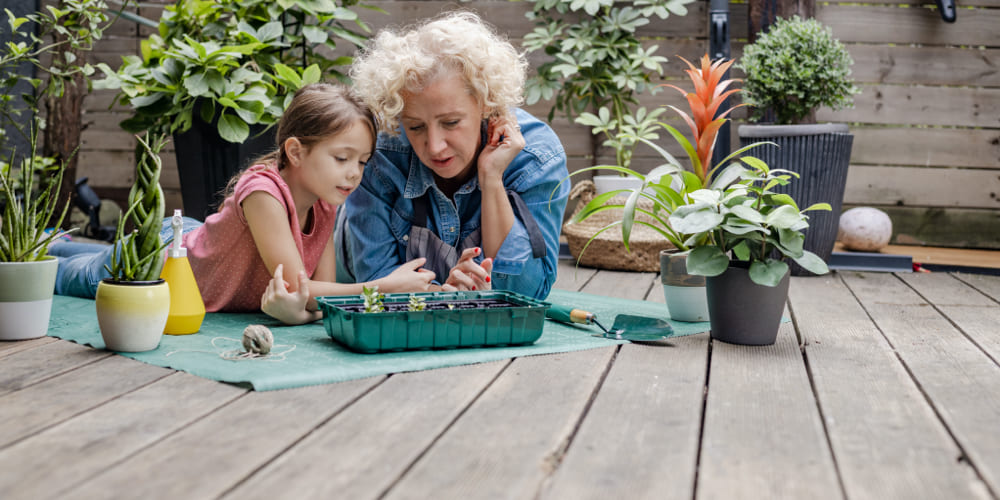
46, 289, 711, 391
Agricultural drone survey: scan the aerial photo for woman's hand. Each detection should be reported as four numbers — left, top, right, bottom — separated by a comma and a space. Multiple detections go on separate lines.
477, 116, 524, 184
375, 257, 436, 293
444, 247, 493, 291
261, 264, 321, 325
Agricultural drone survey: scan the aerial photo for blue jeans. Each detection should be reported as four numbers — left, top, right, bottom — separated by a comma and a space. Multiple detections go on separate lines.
52, 216, 203, 298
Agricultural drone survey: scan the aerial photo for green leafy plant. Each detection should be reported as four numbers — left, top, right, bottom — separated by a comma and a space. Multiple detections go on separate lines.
522, 0, 692, 168
407, 294, 426, 312
736, 16, 859, 124
563, 55, 765, 256
670, 159, 832, 286
0, 122, 73, 262
362, 285, 384, 313
95, 0, 381, 143
105, 132, 170, 281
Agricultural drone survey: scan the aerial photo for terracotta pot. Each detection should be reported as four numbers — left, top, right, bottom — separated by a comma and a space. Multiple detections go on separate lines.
659, 250, 708, 322
0, 257, 58, 340
95, 279, 170, 352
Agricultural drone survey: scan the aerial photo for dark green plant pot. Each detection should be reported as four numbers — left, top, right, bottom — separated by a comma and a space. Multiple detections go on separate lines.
706, 262, 790, 346
738, 123, 853, 276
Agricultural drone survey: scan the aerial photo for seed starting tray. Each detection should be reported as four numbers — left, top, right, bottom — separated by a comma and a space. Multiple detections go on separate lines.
317, 290, 551, 353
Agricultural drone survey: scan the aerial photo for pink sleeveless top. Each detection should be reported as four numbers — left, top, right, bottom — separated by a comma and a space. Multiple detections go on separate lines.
183, 165, 337, 312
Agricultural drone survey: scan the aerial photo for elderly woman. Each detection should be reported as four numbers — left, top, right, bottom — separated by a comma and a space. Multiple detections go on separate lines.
337, 11, 569, 300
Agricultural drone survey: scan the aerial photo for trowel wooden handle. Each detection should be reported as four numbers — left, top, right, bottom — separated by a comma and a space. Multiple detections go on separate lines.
547, 304, 595, 325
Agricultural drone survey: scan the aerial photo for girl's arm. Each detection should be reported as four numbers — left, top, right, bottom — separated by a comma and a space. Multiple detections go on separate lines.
243, 191, 436, 324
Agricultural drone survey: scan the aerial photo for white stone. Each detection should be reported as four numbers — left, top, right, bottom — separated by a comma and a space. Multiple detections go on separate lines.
838, 207, 893, 252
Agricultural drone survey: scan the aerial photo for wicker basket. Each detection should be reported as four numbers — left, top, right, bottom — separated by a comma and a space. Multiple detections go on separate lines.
562, 180, 675, 272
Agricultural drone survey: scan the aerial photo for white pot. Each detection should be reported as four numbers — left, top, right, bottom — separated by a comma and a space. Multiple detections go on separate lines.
0, 258, 59, 340
592, 175, 643, 196
96, 279, 170, 352
660, 250, 709, 322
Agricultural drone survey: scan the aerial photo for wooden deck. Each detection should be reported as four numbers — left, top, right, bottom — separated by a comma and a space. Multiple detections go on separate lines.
2, 260, 999, 499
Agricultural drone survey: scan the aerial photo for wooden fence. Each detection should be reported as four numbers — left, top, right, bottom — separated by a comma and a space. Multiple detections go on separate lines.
77, 0, 1000, 248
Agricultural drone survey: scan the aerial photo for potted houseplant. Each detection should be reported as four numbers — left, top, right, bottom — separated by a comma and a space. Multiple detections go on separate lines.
95, 0, 379, 220
0, 124, 74, 341
95, 132, 171, 352
735, 15, 860, 274
670, 159, 832, 345
566, 54, 756, 322
522, 0, 691, 194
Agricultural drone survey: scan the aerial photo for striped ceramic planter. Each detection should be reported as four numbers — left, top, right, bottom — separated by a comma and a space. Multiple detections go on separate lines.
0, 257, 59, 340
660, 250, 709, 322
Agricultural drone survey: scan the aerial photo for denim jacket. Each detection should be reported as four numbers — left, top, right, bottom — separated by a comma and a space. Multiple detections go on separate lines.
343, 108, 569, 300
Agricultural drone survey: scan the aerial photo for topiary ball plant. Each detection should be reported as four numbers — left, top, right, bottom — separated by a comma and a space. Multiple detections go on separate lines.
737, 16, 859, 124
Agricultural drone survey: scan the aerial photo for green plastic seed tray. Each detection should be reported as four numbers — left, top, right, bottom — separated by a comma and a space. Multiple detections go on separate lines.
317, 290, 550, 353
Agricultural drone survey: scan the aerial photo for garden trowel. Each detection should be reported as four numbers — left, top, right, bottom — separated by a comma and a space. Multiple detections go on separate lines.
546, 304, 673, 341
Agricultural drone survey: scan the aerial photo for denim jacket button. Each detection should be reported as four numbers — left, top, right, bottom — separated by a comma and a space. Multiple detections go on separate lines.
402, 235, 409, 241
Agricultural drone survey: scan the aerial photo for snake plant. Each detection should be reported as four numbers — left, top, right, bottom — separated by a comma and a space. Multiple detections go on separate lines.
104, 132, 170, 281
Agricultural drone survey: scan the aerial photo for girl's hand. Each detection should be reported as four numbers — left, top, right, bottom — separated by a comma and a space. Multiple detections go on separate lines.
477, 116, 524, 184
445, 247, 493, 291
261, 264, 321, 325
376, 257, 436, 293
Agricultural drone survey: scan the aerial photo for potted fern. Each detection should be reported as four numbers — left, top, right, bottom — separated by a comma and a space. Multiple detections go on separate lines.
95, 132, 171, 352
0, 125, 74, 340
736, 16, 860, 274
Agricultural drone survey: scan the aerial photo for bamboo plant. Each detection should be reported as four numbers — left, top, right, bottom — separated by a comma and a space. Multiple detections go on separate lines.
104, 132, 170, 281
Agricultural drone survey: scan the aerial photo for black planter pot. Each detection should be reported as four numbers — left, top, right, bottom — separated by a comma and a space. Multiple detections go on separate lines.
706, 262, 790, 346
172, 107, 276, 221
738, 123, 853, 276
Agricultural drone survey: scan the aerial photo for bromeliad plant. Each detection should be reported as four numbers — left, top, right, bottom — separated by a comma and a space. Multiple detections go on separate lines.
565, 54, 765, 257
104, 132, 170, 281
670, 159, 832, 286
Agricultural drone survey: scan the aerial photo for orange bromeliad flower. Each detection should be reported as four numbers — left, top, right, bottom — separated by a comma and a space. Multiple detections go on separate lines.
662, 54, 743, 183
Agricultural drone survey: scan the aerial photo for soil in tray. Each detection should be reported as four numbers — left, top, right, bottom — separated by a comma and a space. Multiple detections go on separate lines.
338, 299, 520, 313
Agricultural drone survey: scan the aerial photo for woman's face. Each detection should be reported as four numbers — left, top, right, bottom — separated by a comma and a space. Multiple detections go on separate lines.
400, 74, 484, 182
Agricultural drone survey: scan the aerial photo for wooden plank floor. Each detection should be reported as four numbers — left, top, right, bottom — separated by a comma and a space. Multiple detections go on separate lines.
2, 262, 999, 499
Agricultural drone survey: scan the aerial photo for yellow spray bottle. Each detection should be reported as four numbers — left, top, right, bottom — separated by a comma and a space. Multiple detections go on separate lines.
161, 209, 205, 335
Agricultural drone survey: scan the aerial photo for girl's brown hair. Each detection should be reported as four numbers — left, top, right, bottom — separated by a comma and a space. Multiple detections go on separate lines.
221, 83, 376, 202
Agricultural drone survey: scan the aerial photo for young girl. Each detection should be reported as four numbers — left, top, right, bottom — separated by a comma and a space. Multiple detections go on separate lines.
53, 83, 453, 325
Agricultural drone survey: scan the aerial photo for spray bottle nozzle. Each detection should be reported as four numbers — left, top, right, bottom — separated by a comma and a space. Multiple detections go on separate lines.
169, 209, 186, 258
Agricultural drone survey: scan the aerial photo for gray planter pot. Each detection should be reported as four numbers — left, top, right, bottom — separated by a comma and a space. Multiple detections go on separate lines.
738, 123, 853, 276
706, 263, 790, 346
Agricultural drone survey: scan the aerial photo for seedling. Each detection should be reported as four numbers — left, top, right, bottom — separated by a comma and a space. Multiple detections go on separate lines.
408, 294, 427, 312
362, 285, 384, 313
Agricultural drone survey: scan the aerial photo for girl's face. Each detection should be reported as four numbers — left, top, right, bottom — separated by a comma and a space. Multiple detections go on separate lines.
400, 74, 484, 183
292, 119, 373, 206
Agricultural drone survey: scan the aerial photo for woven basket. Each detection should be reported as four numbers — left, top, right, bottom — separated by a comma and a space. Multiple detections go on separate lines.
562, 180, 675, 272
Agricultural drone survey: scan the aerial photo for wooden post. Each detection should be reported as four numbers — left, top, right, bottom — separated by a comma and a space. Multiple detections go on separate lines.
747, 0, 815, 42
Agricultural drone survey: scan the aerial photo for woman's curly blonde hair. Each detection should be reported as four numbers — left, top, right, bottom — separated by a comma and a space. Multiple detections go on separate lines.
350, 11, 527, 135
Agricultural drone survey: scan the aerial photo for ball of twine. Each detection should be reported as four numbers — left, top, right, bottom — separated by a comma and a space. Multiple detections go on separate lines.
242, 325, 274, 355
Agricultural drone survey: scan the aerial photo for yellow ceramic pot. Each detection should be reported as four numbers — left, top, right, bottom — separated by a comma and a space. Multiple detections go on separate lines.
95, 279, 170, 352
